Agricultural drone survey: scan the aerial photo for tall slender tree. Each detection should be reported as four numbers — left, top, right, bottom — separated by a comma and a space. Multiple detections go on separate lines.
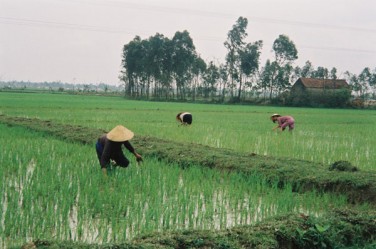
121, 36, 144, 97
218, 64, 229, 102
239, 41, 263, 99
224, 17, 248, 100
260, 34, 298, 100
202, 61, 219, 100
358, 67, 372, 99
191, 56, 206, 101
147, 33, 173, 99
171, 30, 197, 99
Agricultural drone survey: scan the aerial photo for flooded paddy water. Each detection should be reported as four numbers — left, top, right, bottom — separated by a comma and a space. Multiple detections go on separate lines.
1, 92, 375, 248
0, 123, 356, 248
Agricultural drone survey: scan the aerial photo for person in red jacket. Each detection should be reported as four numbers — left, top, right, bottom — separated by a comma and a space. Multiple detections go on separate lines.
271, 114, 295, 132
96, 125, 142, 175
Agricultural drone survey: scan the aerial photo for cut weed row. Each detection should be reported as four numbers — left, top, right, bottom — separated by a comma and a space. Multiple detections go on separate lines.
21, 209, 376, 249
1, 114, 376, 248
1, 114, 375, 206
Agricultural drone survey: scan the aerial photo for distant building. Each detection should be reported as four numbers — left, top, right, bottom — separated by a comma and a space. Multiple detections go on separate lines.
289, 77, 351, 107
291, 77, 349, 94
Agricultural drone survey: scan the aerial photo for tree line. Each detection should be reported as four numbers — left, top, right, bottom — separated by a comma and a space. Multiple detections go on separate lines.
120, 16, 376, 104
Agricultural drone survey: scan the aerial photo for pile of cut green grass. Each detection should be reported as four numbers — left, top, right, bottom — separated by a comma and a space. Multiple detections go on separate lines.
1, 116, 376, 248
1, 114, 375, 205
20, 209, 376, 249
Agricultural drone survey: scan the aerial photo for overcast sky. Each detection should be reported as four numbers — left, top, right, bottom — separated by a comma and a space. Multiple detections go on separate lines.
1, 0, 375, 85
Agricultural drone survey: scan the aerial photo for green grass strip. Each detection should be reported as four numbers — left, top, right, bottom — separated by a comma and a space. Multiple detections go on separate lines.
1, 114, 375, 205
18, 209, 376, 249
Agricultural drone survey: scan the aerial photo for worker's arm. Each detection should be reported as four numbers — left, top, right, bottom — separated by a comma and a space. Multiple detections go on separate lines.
124, 141, 143, 162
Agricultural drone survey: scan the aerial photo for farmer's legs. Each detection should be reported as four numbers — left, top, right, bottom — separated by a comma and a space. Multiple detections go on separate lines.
288, 121, 295, 131
280, 122, 288, 131
183, 114, 192, 125
112, 152, 130, 168
281, 120, 294, 131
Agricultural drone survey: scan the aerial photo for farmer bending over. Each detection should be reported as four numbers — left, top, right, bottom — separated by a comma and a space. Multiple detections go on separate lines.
96, 125, 142, 175
270, 114, 295, 132
176, 112, 192, 126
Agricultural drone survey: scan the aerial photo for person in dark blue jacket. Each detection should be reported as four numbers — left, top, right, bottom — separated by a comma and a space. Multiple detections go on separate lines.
176, 112, 192, 126
96, 125, 142, 175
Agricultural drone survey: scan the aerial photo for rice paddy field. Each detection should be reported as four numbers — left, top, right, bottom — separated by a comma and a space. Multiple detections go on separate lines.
1, 92, 375, 248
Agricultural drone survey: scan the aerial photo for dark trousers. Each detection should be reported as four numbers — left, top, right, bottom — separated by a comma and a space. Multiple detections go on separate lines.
96, 141, 104, 161
183, 114, 192, 124
96, 141, 130, 168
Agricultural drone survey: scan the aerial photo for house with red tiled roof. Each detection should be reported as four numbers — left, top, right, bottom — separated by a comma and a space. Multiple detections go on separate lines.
289, 77, 351, 107
291, 77, 349, 93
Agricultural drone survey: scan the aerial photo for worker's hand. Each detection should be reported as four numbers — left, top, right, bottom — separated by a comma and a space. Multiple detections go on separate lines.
135, 153, 143, 164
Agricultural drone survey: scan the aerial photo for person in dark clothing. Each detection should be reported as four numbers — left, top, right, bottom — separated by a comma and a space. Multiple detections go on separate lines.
176, 112, 192, 125
96, 125, 142, 175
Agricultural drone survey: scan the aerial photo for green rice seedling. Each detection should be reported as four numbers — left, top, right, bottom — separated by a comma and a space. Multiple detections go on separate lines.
1, 92, 375, 170
0, 109, 374, 247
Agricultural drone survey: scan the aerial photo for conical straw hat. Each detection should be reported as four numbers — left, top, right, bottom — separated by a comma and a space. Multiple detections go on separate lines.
106, 125, 134, 142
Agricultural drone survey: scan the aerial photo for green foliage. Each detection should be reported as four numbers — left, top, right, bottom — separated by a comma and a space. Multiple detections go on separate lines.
1, 112, 376, 204
224, 17, 263, 100
1, 92, 376, 248
287, 88, 352, 108
272, 34, 298, 64
4, 124, 365, 248
25, 209, 376, 248
121, 31, 201, 100
1, 92, 375, 172
329, 161, 358, 172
